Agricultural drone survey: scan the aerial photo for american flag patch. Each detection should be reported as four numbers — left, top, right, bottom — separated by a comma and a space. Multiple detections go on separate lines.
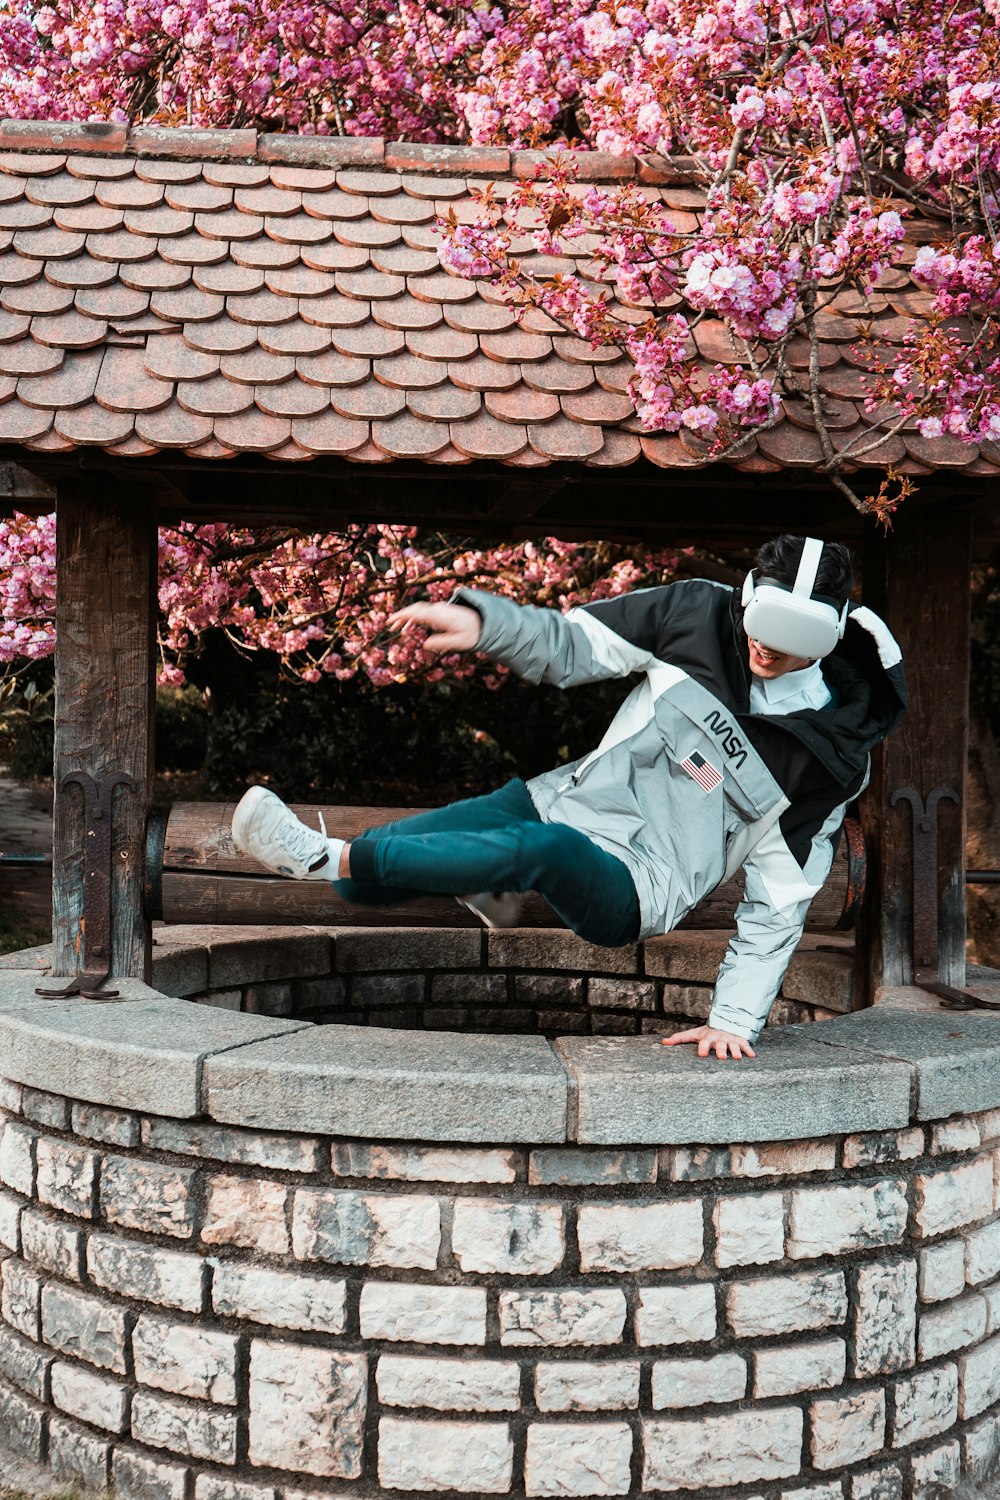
681, 749, 723, 793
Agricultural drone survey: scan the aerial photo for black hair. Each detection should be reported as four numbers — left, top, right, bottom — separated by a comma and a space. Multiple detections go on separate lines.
753, 534, 853, 607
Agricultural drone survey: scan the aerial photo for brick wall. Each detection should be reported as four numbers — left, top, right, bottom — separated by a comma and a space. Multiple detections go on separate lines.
168, 927, 855, 1035
1, 1077, 998, 1499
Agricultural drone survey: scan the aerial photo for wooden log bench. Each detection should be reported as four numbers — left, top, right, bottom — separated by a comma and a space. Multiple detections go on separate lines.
145, 802, 866, 932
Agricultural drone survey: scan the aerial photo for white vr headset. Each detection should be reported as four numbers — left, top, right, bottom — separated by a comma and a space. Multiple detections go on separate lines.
741, 536, 848, 660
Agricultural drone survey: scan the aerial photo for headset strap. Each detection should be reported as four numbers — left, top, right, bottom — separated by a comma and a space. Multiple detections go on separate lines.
793, 536, 824, 598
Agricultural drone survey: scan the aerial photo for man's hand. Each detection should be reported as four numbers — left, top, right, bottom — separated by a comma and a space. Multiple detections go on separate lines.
662, 1025, 756, 1061
388, 602, 482, 654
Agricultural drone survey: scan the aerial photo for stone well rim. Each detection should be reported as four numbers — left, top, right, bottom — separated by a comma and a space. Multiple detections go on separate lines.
0, 928, 998, 1146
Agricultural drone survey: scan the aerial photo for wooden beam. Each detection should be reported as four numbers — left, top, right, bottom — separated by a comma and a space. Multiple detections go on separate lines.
0, 460, 56, 510
52, 480, 157, 980
857, 504, 973, 1000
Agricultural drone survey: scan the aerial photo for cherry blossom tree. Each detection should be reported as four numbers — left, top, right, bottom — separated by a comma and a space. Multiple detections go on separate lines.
0, 0, 997, 682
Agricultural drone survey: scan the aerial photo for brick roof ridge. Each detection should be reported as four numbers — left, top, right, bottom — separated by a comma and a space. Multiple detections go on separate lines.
0, 116, 699, 183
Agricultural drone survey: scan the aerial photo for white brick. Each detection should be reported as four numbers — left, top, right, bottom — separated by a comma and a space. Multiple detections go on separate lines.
787, 1181, 907, 1259
499, 1289, 626, 1348
201, 1175, 287, 1254
713, 1193, 784, 1268
976, 1106, 1000, 1146
914, 1157, 995, 1237
891, 1363, 958, 1447
132, 1315, 238, 1404
910, 1439, 960, 1497
853, 1260, 916, 1375
635, 1284, 716, 1347
36, 1137, 97, 1219
652, 1352, 746, 1409
849, 1468, 903, 1500
451, 1200, 564, 1275
47, 1412, 112, 1494
378, 1416, 512, 1494
212, 1263, 346, 1334
87, 1235, 205, 1314
965, 1217, 1000, 1284
810, 1389, 885, 1469
643, 1409, 803, 1490
113, 1448, 189, 1500
131, 1391, 238, 1465
51, 1362, 128, 1433
963, 1408, 1000, 1481
930, 1117, 981, 1154
917, 1292, 988, 1359
291, 1188, 440, 1270
0, 1188, 21, 1251
984, 1278, 1000, 1333
359, 1282, 486, 1345
378, 1356, 520, 1413
577, 1201, 702, 1272
754, 1338, 846, 1399
249, 1340, 367, 1479
41, 1282, 128, 1373
725, 1270, 847, 1337
332, 1143, 516, 1184
781, 1486, 842, 1500
525, 1422, 632, 1496
918, 1240, 967, 1303
535, 1362, 639, 1414
959, 1331, 1000, 1418
0, 1123, 36, 1195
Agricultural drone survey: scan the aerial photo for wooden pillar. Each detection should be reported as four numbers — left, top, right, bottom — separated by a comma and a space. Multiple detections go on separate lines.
53, 479, 157, 980
857, 502, 972, 1001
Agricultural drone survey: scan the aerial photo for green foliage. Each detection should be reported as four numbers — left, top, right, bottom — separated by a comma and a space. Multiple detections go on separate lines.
0, 665, 55, 780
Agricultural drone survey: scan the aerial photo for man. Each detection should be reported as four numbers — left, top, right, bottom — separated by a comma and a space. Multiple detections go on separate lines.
232, 534, 906, 1061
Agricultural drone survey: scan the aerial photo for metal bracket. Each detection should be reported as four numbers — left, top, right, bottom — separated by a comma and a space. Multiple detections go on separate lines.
37, 771, 137, 1000
891, 784, 999, 1012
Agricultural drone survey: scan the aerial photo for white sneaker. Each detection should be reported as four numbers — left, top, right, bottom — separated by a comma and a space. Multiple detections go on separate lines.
231, 786, 331, 880
457, 892, 526, 928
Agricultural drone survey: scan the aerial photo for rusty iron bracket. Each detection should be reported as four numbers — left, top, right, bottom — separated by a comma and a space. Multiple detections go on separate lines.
891, 784, 999, 1012
36, 771, 137, 1000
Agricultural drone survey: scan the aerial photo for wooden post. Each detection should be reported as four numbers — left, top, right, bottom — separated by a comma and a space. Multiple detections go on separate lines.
52, 479, 157, 980
857, 502, 972, 1001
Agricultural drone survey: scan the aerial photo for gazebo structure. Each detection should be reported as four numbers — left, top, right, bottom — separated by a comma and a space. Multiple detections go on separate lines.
0, 119, 998, 1500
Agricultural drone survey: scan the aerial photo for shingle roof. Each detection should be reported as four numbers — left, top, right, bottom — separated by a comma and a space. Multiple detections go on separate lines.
0, 119, 995, 477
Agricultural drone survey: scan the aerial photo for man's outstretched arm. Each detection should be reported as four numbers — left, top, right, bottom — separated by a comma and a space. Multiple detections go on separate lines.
392, 583, 695, 688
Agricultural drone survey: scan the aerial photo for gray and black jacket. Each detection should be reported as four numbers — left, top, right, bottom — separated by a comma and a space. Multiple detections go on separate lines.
456, 580, 907, 1042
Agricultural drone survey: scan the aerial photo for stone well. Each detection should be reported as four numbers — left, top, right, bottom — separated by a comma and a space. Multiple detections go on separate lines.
0, 925, 999, 1500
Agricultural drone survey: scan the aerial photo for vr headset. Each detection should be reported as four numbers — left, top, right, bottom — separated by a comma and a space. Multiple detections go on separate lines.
741, 536, 848, 660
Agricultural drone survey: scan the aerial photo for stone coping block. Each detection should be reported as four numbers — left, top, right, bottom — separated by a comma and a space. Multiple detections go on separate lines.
555, 1028, 913, 1146
203, 1025, 569, 1144
0, 981, 310, 1117
817, 1004, 1000, 1120
2, 933, 1000, 1142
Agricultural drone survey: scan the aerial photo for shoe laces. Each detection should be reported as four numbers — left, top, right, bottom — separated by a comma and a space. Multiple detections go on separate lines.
275, 806, 328, 869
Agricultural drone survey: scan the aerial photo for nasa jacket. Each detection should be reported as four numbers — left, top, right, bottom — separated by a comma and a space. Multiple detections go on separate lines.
455, 578, 907, 1043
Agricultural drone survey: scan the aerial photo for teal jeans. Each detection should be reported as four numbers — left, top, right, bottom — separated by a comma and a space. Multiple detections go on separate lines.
337, 778, 640, 947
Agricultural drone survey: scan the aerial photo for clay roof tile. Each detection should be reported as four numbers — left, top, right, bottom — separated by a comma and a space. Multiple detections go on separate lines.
522, 355, 594, 394
296, 349, 370, 387
255, 378, 332, 418
264, 266, 337, 299
214, 410, 291, 452
25, 172, 96, 207
156, 231, 230, 268
0, 340, 64, 377
291, 409, 370, 454
177, 374, 255, 417
165, 182, 233, 213
330, 325, 404, 359
31, 309, 107, 349
76, 285, 149, 323
332, 383, 407, 420
585, 430, 642, 466
219, 347, 296, 386
144, 334, 220, 383
264, 211, 334, 246
231, 237, 299, 270
236, 185, 302, 217
136, 401, 213, 448
405, 326, 479, 362
448, 354, 522, 392
371, 411, 451, 457
197, 208, 263, 242
528, 415, 605, 460
183, 317, 258, 355
258, 321, 332, 357
15, 226, 86, 260
54, 203, 124, 234
0, 400, 53, 441
450, 413, 528, 459
485, 387, 561, 425
226, 289, 299, 327
335, 218, 402, 250
561, 388, 636, 425
55, 404, 134, 447
3, 280, 74, 318
371, 295, 442, 332
373, 353, 448, 390
96, 177, 164, 209
195, 264, 265, 296
17, 348, 103, 408
406, 386, 481, 421
370, 245, 439, 277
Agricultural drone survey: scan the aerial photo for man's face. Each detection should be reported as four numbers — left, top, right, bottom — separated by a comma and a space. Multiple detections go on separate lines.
747, 638, 816, 679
